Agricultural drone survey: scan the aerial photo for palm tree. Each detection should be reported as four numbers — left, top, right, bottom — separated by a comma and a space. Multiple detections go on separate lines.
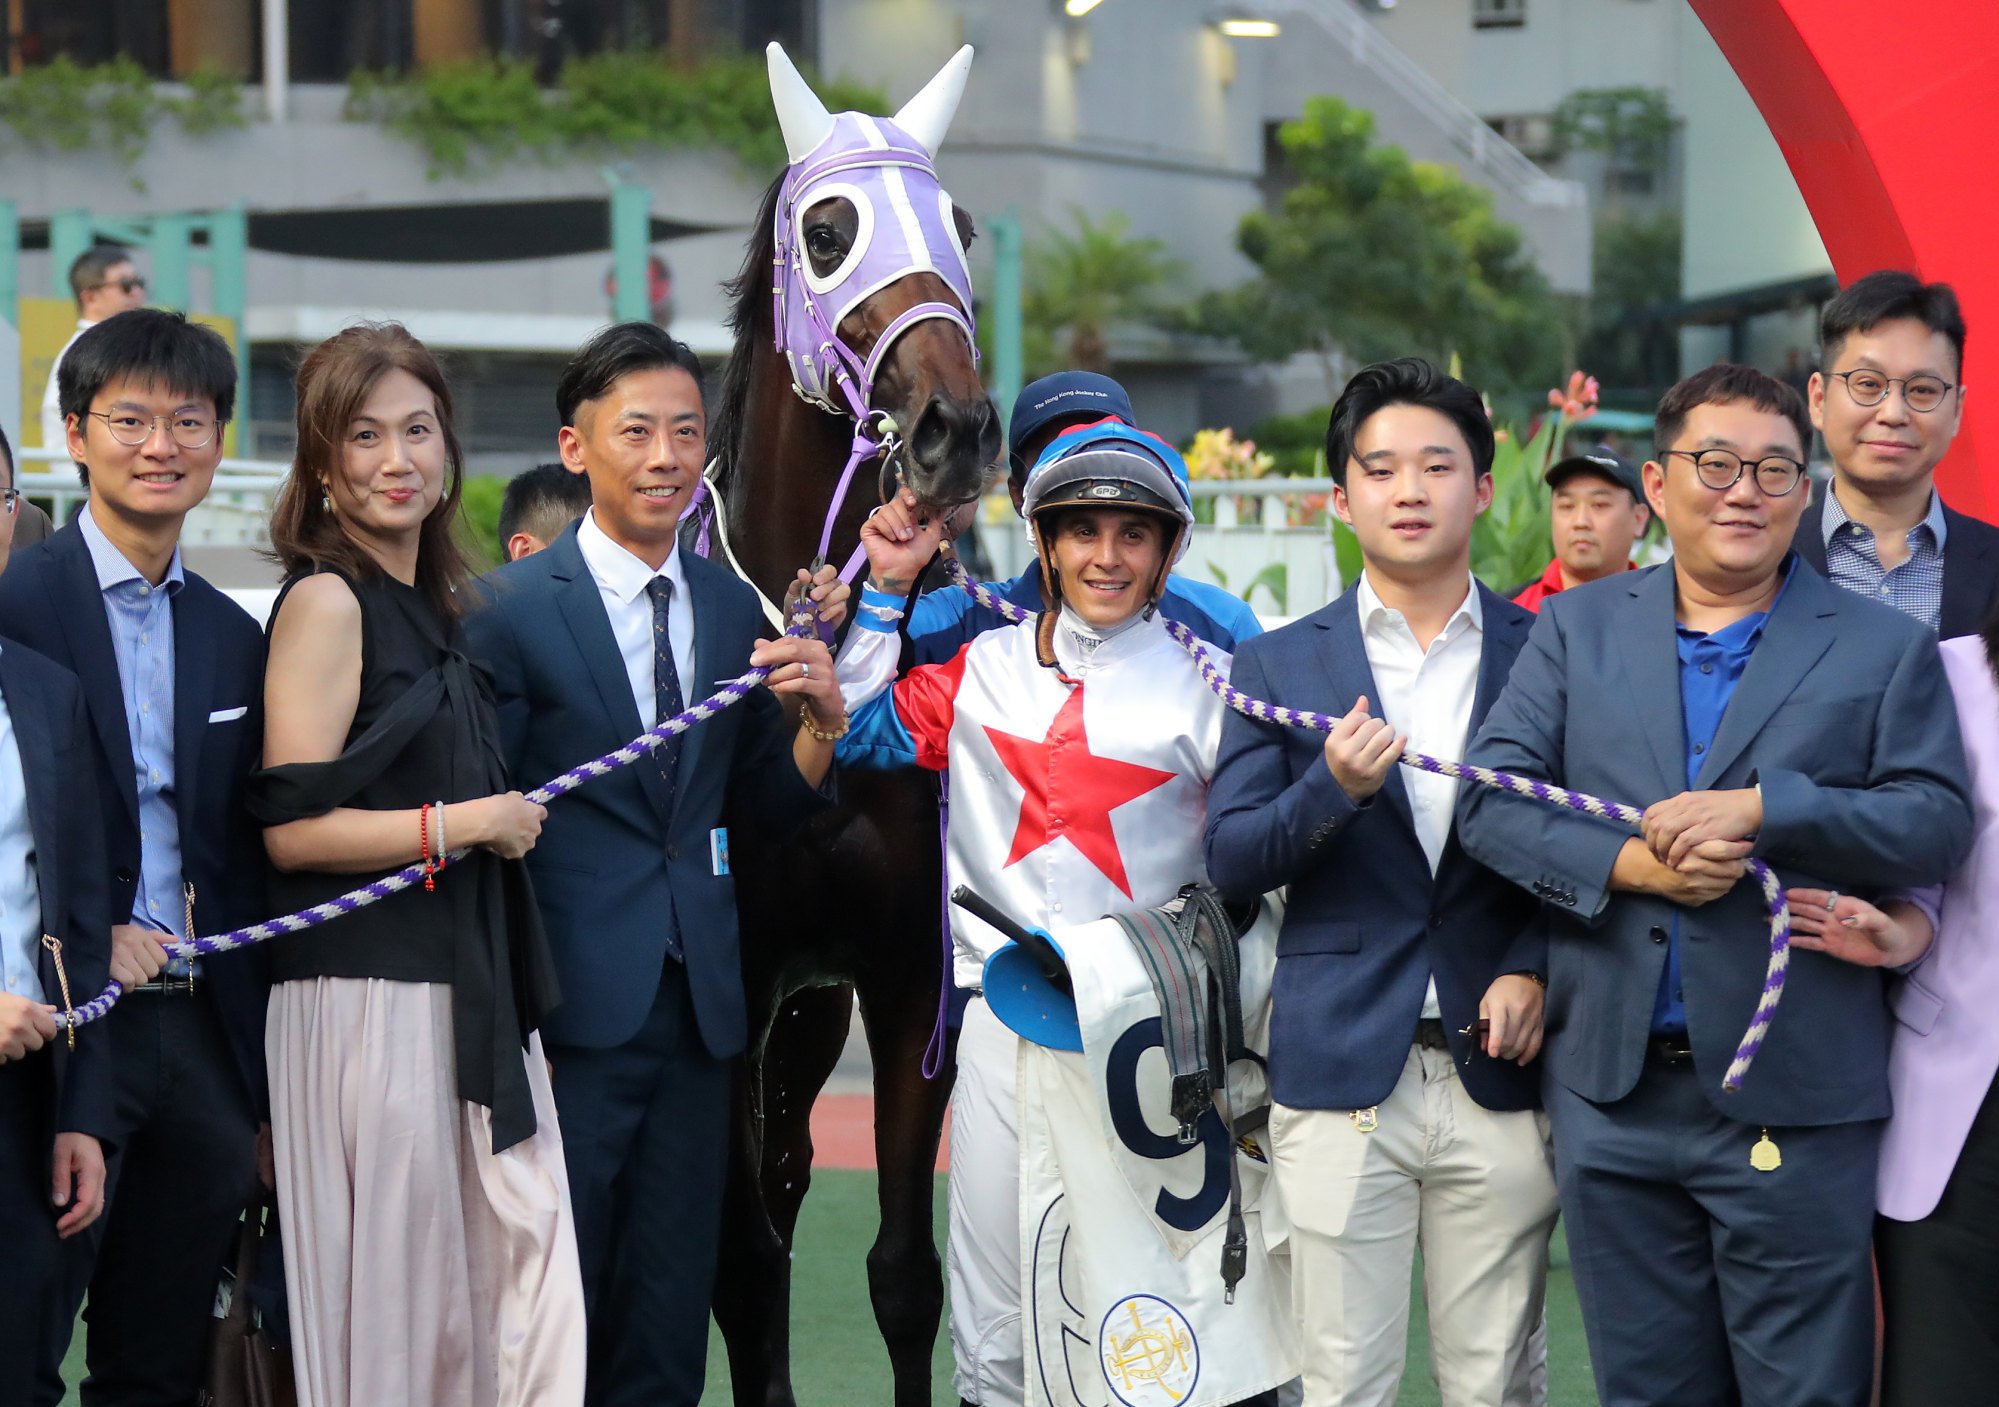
1022, 208, 1183, 374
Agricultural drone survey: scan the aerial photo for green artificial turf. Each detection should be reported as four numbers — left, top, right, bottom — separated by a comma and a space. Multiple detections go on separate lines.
61, 1169, 1598, 1404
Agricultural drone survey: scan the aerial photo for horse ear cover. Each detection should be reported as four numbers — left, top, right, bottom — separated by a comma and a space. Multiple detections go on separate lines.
892, 45, 974, 157
766, 42, 836, 164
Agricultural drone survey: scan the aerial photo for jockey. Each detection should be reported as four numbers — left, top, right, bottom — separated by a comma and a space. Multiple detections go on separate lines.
834, 423, 1280, 1406
901, 372, 1264, 667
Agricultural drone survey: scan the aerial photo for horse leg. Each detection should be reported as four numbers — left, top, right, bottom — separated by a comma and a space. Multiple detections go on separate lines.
715, 981, 856, 1407
860, 982, 960, 1407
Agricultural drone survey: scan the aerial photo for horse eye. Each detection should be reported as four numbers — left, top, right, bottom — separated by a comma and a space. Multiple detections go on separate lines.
807, 227, 843, 259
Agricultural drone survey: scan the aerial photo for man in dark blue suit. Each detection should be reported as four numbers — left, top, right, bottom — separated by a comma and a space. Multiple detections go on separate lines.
464, 324, 844, 1407
1460, 364, 1975, 1407
0, 310, 269, 1407
1791, 270, 1999, 638
1206, 359, 1556, 1407
0, 639, 118, 1407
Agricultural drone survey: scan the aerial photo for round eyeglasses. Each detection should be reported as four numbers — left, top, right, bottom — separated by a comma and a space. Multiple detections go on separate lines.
85, 410, 217, 451
1661, 449, 1807, 497
1830, 370, 1956, 414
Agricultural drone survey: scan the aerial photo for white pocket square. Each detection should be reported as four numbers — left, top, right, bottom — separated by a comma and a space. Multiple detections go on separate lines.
207, 706, 248, 723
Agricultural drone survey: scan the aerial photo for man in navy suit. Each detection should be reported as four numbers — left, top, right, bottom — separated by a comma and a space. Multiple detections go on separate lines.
1459, 364, 1975, 1407
1791, 270, 1999, 638
0, 309, 269, 1407
1206, 358, 1556, 1407
0, 639, 118, 1407
464, 323, 845, 1407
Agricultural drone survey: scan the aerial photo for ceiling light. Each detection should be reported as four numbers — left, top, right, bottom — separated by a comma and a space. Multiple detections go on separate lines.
1065, 0, 1105, 16
1217, 17, 1281, 37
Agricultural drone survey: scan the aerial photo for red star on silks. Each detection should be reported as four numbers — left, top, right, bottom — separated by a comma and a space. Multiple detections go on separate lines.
984, 688, 1177, 897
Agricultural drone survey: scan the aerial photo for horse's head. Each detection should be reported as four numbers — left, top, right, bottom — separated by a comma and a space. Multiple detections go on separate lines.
766, 44, 1000, 508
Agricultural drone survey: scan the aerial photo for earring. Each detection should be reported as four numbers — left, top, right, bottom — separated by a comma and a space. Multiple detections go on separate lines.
320, 487, 331, 513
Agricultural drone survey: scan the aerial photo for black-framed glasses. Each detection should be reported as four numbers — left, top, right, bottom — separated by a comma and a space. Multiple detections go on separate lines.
1830, 369, 1956, 414
0, 488, 17, 516
88, 276, 147, 296
1662, 448, 1807, 497
86, 409, 217, 450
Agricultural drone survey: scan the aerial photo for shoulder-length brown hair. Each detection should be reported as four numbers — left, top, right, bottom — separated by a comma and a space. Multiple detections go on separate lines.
266, 322, 474, 619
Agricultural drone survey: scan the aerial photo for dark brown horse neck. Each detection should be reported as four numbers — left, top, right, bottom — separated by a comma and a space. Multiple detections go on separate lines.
721, 338, 885, 609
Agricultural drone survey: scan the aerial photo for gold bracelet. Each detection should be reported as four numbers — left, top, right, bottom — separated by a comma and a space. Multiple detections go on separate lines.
802, 707, 850, 743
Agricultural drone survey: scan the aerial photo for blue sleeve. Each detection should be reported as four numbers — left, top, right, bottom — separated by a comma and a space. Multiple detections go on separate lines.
908, 585, 979, 668
836, 691, 921, 770
1163, 577, 1264, 650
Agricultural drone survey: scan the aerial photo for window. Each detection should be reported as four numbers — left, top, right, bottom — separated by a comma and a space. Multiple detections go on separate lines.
1473, 0, 1527, 29
1485, 113, 1555, 162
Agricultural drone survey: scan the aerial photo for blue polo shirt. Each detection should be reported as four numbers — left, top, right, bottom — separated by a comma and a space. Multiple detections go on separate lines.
1653, 558, 1795, 1036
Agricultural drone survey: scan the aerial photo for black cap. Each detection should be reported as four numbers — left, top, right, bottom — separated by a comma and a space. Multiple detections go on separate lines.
1545, 446, 1642, 500
1008, 372, 1134, 470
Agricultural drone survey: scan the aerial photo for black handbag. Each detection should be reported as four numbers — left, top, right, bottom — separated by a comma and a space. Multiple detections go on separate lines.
197, 1201, 295, 1407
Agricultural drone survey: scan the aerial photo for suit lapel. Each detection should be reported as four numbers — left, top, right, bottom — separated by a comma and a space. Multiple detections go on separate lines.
171, 585, 213, 830
1614, 566, 1689, 800
1322, 592, 1416, 835
0, 653, 62, 927
1695, 567, 1837, 789
1793, 491, 1830, 576
46, 530, 138, 828
1437, 592, 1529, 892
548, 532, 674, 825
1939, 505, 1990, 640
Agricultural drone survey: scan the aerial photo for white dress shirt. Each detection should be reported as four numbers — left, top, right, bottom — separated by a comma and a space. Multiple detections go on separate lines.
1356, 570, 1484, 1019
40, 319, 92, 454
576, 508, 695, 727
0, 646, 45, 1003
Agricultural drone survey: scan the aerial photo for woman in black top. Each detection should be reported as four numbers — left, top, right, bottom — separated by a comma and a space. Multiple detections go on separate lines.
255, 323, 583, 1407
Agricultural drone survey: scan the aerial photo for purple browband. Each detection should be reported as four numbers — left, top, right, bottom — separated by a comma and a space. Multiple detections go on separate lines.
938, 556, 1789, 1095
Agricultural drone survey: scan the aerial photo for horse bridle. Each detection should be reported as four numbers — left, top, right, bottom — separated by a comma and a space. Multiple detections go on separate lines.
691, 141, 980, 605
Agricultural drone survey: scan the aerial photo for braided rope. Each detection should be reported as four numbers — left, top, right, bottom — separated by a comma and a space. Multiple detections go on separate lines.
54, 598, 824, 1032
942, 557, 1788, 1093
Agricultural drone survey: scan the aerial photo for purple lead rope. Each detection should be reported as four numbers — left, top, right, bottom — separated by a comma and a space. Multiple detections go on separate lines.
941, 556, 1788, 1094
53, 597, 826, 1034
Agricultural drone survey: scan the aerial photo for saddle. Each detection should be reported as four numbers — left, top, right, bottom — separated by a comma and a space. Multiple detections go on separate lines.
1110, 884, 1266, 1304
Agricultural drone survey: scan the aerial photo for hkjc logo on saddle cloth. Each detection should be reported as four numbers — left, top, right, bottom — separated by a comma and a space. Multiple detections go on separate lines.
988, 892, 1298, 1407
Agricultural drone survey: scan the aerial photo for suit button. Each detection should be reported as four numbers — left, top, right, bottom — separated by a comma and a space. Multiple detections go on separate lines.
666, 843, 680, 861
1650, 926, 1667, 944
1532, 880, 1546, 895
1563, 894, 1576, 907
116, 867, 135, 885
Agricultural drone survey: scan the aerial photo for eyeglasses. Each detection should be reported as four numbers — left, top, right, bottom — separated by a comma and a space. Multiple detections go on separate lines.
1830, 370, 1956, 414
86, 409, 217, 450
0, 489, 17, 516
87, 276, 148, 296
1662, 449, 1807, 497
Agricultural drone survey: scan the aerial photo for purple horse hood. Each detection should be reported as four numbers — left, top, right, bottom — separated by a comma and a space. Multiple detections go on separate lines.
765, 43, 978, 414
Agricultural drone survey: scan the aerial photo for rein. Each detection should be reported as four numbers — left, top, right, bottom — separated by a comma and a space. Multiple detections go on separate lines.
52, 593, 827, 1033
939, 555, 1791, 1095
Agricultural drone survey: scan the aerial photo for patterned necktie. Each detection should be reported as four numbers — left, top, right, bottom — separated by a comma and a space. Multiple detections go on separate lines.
644, 576, 684, 806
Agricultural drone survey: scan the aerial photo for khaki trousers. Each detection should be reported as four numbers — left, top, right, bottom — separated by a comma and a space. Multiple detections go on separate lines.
1269, 1043, 1558, 1407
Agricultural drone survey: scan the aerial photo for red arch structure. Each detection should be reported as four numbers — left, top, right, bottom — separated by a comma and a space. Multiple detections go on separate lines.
1690, 0, 1999, 516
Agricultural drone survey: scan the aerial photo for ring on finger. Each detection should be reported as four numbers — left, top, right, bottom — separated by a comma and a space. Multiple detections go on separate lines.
1825, 890, 1840, 914
800, 662, 811, 679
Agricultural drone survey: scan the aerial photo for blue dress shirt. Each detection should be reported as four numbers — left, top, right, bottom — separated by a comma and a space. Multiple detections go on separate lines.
0, 644, 44, 1003
79, 509, 189, 968
1653, 559, 1795, 1034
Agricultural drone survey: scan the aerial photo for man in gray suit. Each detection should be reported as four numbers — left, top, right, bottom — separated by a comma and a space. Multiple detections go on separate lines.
1459, 363, 1974, 1407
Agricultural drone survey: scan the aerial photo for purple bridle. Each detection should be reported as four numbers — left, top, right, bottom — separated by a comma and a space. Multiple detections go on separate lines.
688, 106, 979, 589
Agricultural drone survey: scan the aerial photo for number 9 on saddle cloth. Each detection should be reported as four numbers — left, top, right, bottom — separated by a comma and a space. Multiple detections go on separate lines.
962, 885, 1300, 1407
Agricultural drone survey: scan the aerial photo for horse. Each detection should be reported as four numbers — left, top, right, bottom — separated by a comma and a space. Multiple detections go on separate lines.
694, 45, 1001, 1407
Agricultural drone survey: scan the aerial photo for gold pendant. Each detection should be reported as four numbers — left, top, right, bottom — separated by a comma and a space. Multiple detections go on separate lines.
1751, 1129, 1782, 1172
1350, 1107, 1379, 1134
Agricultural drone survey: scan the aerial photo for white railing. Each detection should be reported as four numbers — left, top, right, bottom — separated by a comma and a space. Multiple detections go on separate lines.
1286, 0, 1585, 209
16, 447, 290, 548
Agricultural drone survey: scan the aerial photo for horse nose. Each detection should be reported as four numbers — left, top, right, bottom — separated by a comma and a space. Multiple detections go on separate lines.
907, 392, 1001, 478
